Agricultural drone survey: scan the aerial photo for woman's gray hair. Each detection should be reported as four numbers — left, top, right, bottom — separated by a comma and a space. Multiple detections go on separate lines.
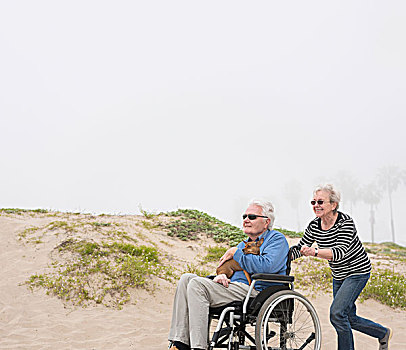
249, 199, 275, 229
313, 184, 341, 214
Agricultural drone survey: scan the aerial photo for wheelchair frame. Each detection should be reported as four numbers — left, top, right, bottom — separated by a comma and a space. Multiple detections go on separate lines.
208, 246, 321, 350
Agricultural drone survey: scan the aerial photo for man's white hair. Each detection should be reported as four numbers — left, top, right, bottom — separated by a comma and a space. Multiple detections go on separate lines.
249, 199, 275, 230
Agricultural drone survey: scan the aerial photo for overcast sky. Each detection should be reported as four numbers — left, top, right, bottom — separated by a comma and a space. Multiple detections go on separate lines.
1, 1, 405, 245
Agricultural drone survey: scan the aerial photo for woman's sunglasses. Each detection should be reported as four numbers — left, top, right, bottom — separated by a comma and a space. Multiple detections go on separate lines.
311, 200, 325, 205
242, 214, 268, 220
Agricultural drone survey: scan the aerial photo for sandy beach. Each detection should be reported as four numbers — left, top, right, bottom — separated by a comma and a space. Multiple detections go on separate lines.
0, 212, 405, 350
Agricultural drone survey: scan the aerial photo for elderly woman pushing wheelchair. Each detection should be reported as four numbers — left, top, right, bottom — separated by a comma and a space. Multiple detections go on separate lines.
292, 184, 392, 350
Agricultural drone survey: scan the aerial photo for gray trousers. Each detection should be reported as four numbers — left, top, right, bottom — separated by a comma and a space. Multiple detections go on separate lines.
168, 273, 258, 349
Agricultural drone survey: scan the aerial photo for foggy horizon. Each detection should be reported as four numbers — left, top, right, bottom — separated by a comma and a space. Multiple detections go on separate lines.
1, 1, 405, 246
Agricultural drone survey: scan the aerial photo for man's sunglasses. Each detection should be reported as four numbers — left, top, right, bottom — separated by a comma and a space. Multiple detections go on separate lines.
311, 200, 325, 205
242, 214, 268, 220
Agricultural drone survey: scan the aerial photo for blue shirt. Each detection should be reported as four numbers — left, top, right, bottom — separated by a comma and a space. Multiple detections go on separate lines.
231, 229, 289, 291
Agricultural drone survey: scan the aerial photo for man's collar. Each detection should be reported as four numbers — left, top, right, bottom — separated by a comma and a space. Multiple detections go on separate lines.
246, 229, 269, 242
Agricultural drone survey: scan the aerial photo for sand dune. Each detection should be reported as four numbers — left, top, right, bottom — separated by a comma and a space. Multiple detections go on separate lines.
0, 212, 405, 349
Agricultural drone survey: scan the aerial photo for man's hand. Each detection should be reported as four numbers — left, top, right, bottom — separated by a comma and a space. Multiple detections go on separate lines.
213, 273, 231, 287
218, 247, 238, 267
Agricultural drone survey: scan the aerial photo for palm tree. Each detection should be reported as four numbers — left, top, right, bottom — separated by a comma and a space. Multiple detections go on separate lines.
335, 171, 359, 214
376, 166, 406, 243
359, 182, 381, 243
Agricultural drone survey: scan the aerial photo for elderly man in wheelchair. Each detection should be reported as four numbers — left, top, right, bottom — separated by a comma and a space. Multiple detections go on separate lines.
168, 200, 321, 350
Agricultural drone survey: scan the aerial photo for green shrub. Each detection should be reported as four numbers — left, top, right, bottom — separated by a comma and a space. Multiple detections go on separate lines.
360, 268, 406, 309
160, 209, 244, 245
293, 258, 333, 293
184, 263, 212, 277
203, 246, 228, 263
47, 221, 78, 232
0, 208, 48, 215
139, 206, 156, 219
275, 227, 304, 238
27, 240, 173, 308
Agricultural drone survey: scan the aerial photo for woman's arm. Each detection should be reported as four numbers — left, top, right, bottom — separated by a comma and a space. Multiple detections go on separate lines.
291, 223, 316, 260
300, 245, 333, 260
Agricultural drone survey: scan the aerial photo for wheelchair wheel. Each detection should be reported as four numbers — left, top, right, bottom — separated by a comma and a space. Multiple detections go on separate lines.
255, 290, 321, 350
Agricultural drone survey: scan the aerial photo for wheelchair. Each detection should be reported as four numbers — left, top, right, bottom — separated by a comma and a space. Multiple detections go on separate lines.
207, 246, 321, 350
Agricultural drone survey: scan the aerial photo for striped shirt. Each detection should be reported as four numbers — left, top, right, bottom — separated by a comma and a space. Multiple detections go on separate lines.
292, 212, 371, 280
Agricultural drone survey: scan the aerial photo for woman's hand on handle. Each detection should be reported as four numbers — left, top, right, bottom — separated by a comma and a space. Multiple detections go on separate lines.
300, 245, 333, 260
300, 245, 314, 256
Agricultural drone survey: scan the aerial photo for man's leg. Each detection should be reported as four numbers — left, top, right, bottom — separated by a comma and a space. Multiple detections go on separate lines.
186, 277, 256, 350
168, 273, 198, 347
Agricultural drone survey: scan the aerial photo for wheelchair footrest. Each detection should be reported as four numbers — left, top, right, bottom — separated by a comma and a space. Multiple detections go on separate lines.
218, 326, 232, 338
211, 326, 232, 346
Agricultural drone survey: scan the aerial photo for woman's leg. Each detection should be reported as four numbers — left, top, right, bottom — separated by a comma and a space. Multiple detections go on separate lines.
330, 274, 370, 350
346, 276, 387, 339
330, 273, 389, 349
330, 278, 354, 350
